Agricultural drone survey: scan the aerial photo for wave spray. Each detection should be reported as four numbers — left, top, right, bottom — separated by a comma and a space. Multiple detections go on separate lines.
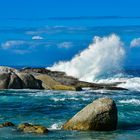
49, 34, 125, 82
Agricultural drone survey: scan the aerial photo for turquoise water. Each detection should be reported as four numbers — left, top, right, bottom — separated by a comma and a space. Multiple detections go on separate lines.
0, 88, 140, 140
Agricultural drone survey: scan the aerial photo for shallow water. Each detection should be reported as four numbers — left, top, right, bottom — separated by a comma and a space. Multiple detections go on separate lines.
0, 89, 140, 140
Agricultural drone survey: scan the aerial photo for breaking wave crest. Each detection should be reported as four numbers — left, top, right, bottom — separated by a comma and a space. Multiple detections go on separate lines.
49, 34, 125, 82
49, 34, 140, 91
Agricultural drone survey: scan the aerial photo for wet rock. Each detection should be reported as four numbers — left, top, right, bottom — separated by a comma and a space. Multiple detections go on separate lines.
52, 85, 81, 91
0, 122, 15, 128
8, 73, 22, 89
16, 72, 43, 89
18, 123, 49, 134
63, 98, 118, 131
35, 74, 82, 91
0, 73, 10, 89
35, 74, 61, 90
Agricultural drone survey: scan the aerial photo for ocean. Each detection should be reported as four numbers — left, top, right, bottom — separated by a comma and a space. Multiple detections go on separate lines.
0, 86, 140, 140
0, 18, 140, 139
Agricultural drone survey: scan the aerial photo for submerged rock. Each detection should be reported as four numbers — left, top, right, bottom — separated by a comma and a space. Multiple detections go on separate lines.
0, 122, 15, 128
63, 98, 118, 131
18, 123, 49, 134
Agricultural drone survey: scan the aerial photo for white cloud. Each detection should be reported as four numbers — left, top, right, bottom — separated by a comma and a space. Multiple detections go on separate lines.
1, 40, 25, 49
1, 40, 32, 55
57, 42, 73, 49
32, 36, 43, 40
130, 38, 140, 47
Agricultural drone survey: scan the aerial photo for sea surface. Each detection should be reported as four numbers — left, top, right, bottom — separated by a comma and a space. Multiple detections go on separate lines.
0, 70, 140, 140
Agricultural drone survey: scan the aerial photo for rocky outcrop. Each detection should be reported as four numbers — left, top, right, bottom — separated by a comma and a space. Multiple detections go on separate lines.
18, 123, 49, 134
35, 74, 82, 91
16, 72, 43, 89
63, 98, 118, 131
0, 66, 43, 89
0, 66, 127, 90
0, 73, 10, 89
21, 67, 126, 91
35, 74, 61, 90
8, 73, 22, 89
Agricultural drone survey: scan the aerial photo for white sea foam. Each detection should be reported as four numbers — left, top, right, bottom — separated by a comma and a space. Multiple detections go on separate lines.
118, 77, 140, 91
48, 34, 125, 82
94, 76, 140, 91
49, 123, 62, 130
119, 99, 140, 105
51, 98, 65, 102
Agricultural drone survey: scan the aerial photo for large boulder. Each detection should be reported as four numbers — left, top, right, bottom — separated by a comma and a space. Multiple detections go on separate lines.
8, 73, 22, 89
63, 98, 118, 131
0, 73, 10, 89
16, 72, 43, 89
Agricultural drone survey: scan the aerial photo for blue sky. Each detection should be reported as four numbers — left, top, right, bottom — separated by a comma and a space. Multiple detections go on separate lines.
0, 0, 140, 18
0, 0, 140, 67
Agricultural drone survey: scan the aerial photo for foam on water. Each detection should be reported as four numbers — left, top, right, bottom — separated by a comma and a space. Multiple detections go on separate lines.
119, 99, 140, 105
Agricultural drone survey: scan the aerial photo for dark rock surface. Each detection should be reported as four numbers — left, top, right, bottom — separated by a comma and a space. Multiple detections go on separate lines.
20, 67, 126, 90
16, 72, 43, 89
0, 73, 10, 89
0, 66, 127, 90
8, 73, 22, 89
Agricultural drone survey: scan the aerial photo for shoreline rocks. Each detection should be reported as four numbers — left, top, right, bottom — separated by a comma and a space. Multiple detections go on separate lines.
0, 122, 48, 134
18, 123, 49, 134
0, 66, 127, 91
63, 98, 118, 131
0, 122, 15, 128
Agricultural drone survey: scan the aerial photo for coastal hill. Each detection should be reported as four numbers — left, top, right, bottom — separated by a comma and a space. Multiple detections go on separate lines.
0, 66, 126, 91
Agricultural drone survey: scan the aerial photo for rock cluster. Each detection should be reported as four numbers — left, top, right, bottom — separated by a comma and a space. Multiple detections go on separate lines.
0, 66, 126, 91
0, 67, 43, 89
0, 122, 48, 134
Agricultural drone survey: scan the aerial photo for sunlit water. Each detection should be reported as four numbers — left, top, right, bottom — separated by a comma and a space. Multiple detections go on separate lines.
0, 87, 140, 140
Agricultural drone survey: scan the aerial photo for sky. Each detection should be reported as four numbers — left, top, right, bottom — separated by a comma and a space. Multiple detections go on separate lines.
0, 0, 140, 18
0, 0, 140, 67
